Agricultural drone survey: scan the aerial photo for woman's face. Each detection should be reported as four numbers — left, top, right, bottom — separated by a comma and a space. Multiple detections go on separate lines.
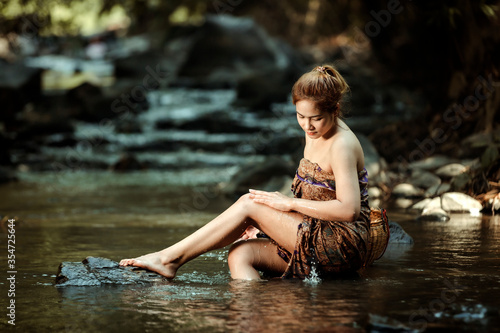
296, 99, 335, 139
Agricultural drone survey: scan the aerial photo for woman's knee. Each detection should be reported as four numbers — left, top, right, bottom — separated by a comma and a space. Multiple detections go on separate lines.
235, 193, 258, 215
228, 241, 254, 267
236, 193, 252, 206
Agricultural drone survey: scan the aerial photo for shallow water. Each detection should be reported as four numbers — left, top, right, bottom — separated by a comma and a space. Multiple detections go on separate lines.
1, 171, 500, 332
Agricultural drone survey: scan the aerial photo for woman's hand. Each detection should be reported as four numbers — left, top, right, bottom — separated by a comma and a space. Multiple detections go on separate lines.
237, 225, 261, 241
249, 189, 293, 212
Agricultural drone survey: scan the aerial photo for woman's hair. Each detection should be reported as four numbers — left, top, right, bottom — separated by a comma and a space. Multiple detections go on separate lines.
291, 64, 349, 118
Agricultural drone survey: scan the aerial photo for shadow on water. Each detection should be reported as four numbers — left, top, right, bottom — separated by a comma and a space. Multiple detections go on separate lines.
1, 172, 500, 332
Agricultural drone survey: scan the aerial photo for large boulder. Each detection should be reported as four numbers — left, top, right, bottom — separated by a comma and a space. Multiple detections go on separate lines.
55, 257, 166, 287
165, 15, 302, 93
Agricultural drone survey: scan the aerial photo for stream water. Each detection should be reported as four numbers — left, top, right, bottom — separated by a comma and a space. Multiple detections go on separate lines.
1, 170, 499, 332
1, 79, 499, 332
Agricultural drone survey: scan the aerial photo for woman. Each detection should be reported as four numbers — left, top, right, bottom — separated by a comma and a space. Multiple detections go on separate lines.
120, 65, 373, 280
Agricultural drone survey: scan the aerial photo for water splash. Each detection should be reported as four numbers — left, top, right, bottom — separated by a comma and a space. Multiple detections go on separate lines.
304, 250, 322, 285
304, 264, 322, 285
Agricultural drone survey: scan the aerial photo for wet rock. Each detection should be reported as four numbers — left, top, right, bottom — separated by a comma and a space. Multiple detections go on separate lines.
409, 169, 441, 189
435, 163, 467, 179
432, 303, 498, 325
441, 192, 483, 214
56, 261, 101, 286
418, 208, 450, 222
367, 313, 419, 332
55, 257, 166, 287
388, 221, 414, 244
411, 198, 432, 211
411, 197, 441, 212
393, 183, 424, 198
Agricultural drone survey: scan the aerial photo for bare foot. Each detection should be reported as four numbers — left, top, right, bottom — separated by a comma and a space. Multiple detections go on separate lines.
120, 252, 178, 279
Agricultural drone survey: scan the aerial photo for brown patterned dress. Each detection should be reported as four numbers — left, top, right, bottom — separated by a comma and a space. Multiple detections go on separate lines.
276, 158, 371, 279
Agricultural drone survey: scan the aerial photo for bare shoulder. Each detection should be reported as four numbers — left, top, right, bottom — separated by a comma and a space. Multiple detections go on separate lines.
330, 124, 361, 151
329, 124, 365, 170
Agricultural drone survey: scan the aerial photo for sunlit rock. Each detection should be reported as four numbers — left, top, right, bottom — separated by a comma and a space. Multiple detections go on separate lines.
441, 192, 483, 214
394, 198, 414, 209
418, 207, 450, 222
393, 183, 424, 198
368, 186, 383, 199
435, 163, 467, 179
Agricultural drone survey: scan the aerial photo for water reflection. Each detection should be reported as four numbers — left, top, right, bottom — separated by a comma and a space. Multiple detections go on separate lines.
226, 279, 364, 332
1, 177, 500, 332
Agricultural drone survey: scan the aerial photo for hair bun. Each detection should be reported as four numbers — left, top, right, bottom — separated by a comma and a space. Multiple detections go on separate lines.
292, 64, 349, 117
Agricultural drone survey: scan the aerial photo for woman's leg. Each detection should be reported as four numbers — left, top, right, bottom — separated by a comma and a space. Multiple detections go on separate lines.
228, 238, 288, 279
120, 194, 302, 278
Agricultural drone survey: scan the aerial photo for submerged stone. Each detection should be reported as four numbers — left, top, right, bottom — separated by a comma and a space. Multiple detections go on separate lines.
55, 257, 167, 287
367, 313, 419, 332
388, 221, 414, 244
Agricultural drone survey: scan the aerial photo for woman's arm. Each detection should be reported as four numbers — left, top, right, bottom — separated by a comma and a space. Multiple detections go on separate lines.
250, 137, 362, 222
